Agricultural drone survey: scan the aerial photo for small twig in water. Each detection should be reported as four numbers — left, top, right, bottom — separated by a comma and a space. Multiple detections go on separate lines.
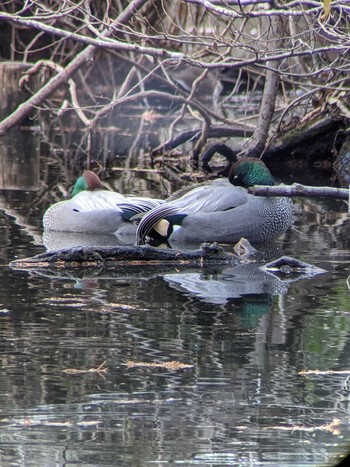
62, 360, 108, 376
299, 369, 350, 376
126, 360, 193, 371
263, 418, 341, 436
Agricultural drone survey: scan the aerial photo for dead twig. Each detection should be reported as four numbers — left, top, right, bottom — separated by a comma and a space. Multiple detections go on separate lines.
126, 360, 193, 371
299, 369, 350, 376
263, 418, 341, 436
62, 360, 108, 376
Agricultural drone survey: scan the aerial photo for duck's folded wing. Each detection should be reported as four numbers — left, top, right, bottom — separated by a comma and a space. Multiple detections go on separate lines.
118, 198, 164, 221
170, 182, 247, 214
128, 196, 164, 207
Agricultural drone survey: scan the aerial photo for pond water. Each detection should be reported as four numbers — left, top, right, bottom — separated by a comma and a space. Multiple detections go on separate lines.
0, 131, 350, 467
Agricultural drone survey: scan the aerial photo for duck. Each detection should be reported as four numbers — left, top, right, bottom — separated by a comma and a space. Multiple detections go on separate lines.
43, 170, 162, 234
136, 158, 294, 245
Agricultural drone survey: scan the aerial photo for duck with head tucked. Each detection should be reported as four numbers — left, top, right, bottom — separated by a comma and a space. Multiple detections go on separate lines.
43, 170, 162, 235
136, 158, 294, 246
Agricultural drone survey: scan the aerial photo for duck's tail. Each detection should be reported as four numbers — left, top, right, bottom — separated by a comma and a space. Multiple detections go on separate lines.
136, 204, 186, 245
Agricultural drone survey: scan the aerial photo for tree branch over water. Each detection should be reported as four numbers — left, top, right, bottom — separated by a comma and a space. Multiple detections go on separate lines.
0, 0, 151, 136
0, 0, 350, 167
0, 11, 185, 59
248, 184, 349, 201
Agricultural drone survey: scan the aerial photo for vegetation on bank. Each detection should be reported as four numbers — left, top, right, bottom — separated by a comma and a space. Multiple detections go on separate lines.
0, 1, 349, 179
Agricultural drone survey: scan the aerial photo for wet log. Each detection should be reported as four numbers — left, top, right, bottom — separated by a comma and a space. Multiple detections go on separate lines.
9, 243, 326, 285
9, 243, 233, 269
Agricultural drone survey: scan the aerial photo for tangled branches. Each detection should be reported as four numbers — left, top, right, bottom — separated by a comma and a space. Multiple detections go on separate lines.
0, 0, 349, 163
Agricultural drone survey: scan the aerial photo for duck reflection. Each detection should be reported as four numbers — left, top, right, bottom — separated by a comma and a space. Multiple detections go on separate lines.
22, 245, 325, 333
163, 262, 290, 305
162, 261, 319, 328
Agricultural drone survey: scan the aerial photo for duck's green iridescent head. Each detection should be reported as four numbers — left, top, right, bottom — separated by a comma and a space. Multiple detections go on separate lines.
71, 170, 104, 197
229, 158, 275, 188
71, 175, 88, 197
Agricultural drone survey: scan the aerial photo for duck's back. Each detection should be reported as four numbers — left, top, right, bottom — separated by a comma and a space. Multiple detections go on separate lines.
42, 191, 125, 233
68, 191, 126, 211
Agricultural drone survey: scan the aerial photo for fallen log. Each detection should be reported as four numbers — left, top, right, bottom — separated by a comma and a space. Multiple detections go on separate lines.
9, 242, 326, 285
263, 114, 341, 166
9, 243, 233, 269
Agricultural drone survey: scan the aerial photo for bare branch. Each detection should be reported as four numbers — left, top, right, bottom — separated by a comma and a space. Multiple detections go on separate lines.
0, 11, 185, 59
185, 0, 323, 18
0, 0, 151, 135
1, 0, 350, 166
248, 184, 349, 200
245, 14, 285, 155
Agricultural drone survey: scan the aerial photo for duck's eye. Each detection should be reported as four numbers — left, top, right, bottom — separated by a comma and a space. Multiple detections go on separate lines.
73, 208, 80, 212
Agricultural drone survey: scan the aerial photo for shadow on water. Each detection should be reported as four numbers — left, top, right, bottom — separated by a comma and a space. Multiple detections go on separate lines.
0, 130, 350, 466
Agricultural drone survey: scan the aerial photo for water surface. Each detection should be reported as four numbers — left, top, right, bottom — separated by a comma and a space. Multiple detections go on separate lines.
0, 135, 350, 466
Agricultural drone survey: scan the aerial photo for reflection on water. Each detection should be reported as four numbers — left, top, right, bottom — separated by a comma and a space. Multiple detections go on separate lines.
1, 137, 350, 466
0, 130, 40, 190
